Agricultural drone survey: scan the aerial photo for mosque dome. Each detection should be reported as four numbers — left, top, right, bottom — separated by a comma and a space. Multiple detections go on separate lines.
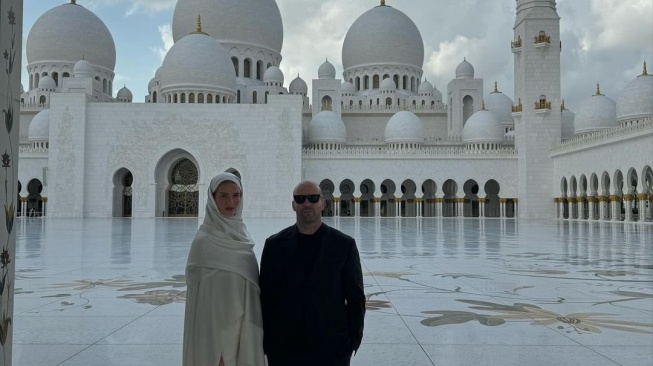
160, 32, 237, 96
616, 63, 653, 122
73, 59, 94, 78
172, 0, 283, 54
28, 109, 50, 141
116, 86, 133, 102
485, 84, 514, 125
289, 75, 308, 95
342, 4, 424, 72
433, 86, 443, 102
26, 2, 116, 71
341, 81, 355, 94
455, 59, 474, 79
380, 78, 397, 91
38, 75, 56, 90
462, 109, 503, 143
574, 85, 617, 135
561, 103, 575, 141
263, 66, 284, 84
418, 80, 433, 94
385, 111, 423, 144
318, 60, 336, 80
307, 111, 347, 144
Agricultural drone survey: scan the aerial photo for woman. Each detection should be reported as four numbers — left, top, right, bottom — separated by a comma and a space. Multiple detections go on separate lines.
183, 172, 264, 366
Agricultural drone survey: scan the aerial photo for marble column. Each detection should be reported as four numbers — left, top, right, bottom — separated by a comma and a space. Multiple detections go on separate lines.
395, 198, 401, 217
568, 197, 577, 219
0, 0, 22, 363
623, 194, 633, 222
416, 198, 422, 217
457, 198, 464, 217
588, 197, 596, 220
499, 198, 507, 218
610, 195, 620, 221
514, 198, 518, 218
638, 194, 648, 222
478, 197, 486, 217
354, 197, 361, 217
333, 197, 340, 217
436, 198, 443, 217
20, 197, 27, 217
41, 197, 47, 217
374, 198, 381, 217
598, 196, 607, 220
577, 196, 585, 220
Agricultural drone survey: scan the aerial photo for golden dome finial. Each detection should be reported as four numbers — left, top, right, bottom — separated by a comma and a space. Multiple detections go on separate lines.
561, 99, 566, 112
594, 83, 602, 96
641, 61, 649, 76
481, 99, 486, 110
191, 14, 208, 35
381, 0, 386, 6
493, 81, 499, 93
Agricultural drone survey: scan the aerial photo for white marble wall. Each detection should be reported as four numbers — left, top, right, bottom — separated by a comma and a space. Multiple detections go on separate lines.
44, 94, 303, 218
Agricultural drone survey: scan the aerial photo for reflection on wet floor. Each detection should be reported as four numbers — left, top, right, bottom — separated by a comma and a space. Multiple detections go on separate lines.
13, 218, 653, 366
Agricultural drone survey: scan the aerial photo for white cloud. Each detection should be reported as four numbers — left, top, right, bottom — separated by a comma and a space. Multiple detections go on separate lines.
150, 23, 174, 63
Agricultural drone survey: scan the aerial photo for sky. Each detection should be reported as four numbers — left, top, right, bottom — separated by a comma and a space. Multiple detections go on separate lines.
20, 0, 653, 111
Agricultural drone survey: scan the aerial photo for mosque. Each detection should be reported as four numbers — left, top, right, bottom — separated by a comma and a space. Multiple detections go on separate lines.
16, 0, 653, 221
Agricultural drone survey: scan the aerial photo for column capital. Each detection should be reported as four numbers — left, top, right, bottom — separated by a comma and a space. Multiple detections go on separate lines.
609, 195, 621, 202
567, 197, 577, 203
576, 196, 585, 202
499, 198, 507, 203
636, 193, 648, 200
416, 198, 423, 203
622, 194, 633, 201
373, 197, 382, 203
436, 198, 444, 203
353, 197, 361, 203
333, 197, 341, 203
21, 197, 28, 203
478, 198, 487, 203
598, 196, 609, 202
586, 196, 597, 203
41, 197, 48, 202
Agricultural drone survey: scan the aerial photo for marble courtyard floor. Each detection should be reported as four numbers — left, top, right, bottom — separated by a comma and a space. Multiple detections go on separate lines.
11, 217, 653, 366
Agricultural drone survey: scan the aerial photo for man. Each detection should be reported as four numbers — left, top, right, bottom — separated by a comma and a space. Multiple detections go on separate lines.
260, 180, 365, 366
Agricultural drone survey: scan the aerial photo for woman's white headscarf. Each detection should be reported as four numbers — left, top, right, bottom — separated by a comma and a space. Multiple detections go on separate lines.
186, 172, 259, 288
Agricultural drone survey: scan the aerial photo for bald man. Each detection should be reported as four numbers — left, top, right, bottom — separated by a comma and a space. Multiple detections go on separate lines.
259, 180, 365, 366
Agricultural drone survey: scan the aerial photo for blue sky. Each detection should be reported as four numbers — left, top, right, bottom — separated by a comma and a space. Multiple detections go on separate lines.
21, 0, 653, 110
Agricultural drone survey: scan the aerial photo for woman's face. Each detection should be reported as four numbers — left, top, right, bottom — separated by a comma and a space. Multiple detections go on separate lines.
213, 181, 241, 216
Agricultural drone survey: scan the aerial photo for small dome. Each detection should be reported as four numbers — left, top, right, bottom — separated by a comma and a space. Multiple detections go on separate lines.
616, 64, 653, 122
385, 111, 423, 144
574, 85, 617, 135
462, 109, 503, 143
433, 86, 443, 102
308, 111, 347, 144
505, 130, 515, 138
418, 80, 433, 94
116, 85, 133, 102
26, 2, 116, 72
28, 109, 50, 141
380, 78, 396, 91
73, 59, 94, 78
289, 75, 308, 94
318, 60, 336, 79
485, 85, 514, 125
38, 75, 56, 90
456, 59, 474, 79
561, 104, 575, 141
341, 81, 355, 94
342, 4, 423, 72
263, 66, 284, 84
160, 32, 237, 96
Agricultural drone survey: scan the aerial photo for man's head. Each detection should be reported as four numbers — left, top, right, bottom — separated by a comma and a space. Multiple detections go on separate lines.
292, 180, 324, 226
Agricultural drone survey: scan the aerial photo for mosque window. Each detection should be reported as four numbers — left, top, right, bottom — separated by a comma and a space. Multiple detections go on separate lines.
253, 91, 258, 103
383, 74, 389, 80
95, 76, 100, 81
237, 90, 241, 103
257, 61, 263, 80
359, 100, 362, 108
173, 94, 177, 103
355, 77, 361, 91
321, 95, 332, 111
181, 93, 186, 103
364, 76, 369, 90
207, 94, 213, 103
350, 100, 353, 107
153, 92, 157, 103
535, 95, 551, 110
265, 91, 269, 104
412, 100, 416, 107
244, 59, 252, 78
232, 57, 239, 76
34, 73, 39, 88
42, 72, 48, 77
109, 80, 113, 95
411, 77, 416, 92
403, 76, 408, 90
422, 100, 426, 107
103, 79, 107, 93
373, 75, 380, 89
385, 97, 392, 107
393, 75, 399, 89
462, 95, 474, 125
39, 95, 46, 105
223, 96, 227, 103
189, 93, 195, 103
376, 98, 380, 105
52, 72, 59, 86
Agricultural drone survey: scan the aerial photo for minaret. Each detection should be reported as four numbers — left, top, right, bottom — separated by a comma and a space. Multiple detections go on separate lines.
513, 0, 562, 218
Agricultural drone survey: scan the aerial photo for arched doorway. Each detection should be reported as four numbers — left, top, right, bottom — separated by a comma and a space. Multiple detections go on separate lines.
484, 179, 501, 217
27, 178, 43, 216
421, 179, 437, 217
17, 180, 22, 217
400, 179, 417, 217
359, 179, 375, 217
320, 179, 335, 217
463, 179, 479, 217
339, 179, 355, 217
442, 179, 458, 217
167, 159, 199, 217
113, 169, 133, 217
380, 179, 396, 217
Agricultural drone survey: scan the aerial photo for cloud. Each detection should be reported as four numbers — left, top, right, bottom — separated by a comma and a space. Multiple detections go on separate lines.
85, 0, 176, 16
149, 23, 174, 63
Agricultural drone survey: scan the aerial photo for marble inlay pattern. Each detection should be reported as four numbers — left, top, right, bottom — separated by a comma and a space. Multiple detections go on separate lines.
13, 218, 653, 366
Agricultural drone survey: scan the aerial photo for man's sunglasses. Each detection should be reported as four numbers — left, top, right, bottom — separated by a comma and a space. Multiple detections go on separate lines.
293, 194, 321, 204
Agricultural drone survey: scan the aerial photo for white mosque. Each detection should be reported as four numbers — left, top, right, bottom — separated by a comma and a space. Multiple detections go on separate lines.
17, 0, 653, 221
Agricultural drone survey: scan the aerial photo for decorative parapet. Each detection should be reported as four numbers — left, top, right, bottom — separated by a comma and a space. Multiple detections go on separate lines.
302, 145, 518, 157
552, 117, 653, 154
535, 100, 552, 110
18, 145, 49, 157
511, 98, 523, 113
534, 33, 551, 45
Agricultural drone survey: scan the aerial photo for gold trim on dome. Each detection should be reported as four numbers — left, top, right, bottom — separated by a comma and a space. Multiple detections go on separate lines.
640, 61, 648, 76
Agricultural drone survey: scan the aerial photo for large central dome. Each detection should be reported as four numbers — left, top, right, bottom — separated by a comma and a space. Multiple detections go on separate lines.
26, 2, 116, 71
342, 4, 424, 71
172, 0, 283, 53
